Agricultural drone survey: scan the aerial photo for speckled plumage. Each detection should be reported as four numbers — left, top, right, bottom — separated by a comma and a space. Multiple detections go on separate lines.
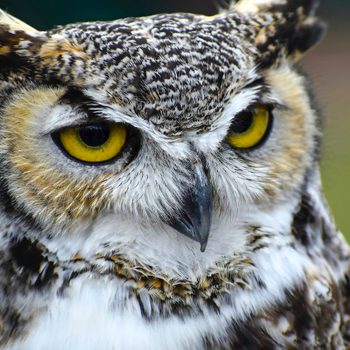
0, 0, 350, 349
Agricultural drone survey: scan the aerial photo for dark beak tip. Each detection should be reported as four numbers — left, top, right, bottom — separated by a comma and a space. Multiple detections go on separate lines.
200, 242, 208, 253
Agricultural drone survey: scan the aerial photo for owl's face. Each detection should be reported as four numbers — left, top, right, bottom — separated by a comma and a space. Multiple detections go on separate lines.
0, 0, 324, 254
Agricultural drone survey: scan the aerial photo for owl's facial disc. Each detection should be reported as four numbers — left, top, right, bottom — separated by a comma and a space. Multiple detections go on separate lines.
167, 158, 212, 252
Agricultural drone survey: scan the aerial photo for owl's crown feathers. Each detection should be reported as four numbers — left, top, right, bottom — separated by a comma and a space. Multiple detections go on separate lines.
0, 0, 325, 78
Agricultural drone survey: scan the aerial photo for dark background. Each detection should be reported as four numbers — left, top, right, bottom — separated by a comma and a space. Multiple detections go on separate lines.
1, 1, 349, 238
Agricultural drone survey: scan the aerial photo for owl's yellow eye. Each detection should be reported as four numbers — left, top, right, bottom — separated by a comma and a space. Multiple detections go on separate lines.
56, 122, 127, 164
226, 105, 273, 149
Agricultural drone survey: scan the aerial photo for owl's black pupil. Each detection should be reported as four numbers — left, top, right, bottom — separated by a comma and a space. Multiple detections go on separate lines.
78, 124, 110, 147
231, 111, 254, 134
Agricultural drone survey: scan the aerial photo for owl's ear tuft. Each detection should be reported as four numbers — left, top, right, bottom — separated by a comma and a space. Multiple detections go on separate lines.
285, 17, 326, 57
230, 0, 326, 64
0, 10, 47, 71
232, 0, 320, 15
0, 10, 86, 77
0, 9, 39, 33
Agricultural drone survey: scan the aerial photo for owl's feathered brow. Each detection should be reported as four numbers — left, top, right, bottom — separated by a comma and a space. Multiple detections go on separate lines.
0, 1, 324, 136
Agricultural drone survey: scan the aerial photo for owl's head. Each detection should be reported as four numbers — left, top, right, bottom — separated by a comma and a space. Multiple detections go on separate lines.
0, 0, 325, 253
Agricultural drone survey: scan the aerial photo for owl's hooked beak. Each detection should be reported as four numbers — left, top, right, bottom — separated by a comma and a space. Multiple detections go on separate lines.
167, 159, 212, 252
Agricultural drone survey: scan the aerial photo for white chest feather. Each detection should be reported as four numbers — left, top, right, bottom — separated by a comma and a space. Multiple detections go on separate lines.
10, 277, 228, 350
5, 201, 320, 350
8, 243, 311, 350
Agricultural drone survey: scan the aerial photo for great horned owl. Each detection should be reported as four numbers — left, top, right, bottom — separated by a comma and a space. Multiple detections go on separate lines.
0, 0, 349, 349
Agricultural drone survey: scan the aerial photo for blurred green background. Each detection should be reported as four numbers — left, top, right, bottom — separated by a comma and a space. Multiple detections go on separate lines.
1, 1, 349, 238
